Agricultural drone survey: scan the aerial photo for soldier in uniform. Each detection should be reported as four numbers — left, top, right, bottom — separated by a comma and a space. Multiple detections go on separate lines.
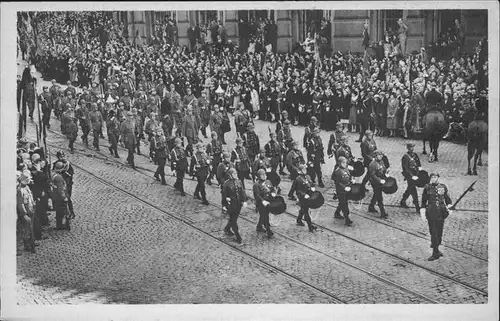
242, 122, 260, 166
209, 104, 223, 143
305, 127, 325, 187
89, 103, 104, 151
231, 137, 252, 189
286, 140, 305, 201
265, 132, 282, 174
234, 102, 251, 137
65, 111, 78, 154
277, 119, 294, 175
190, 142, 211, 205
292, 163, 318, 232
222, 168, 247, 244
360, 130, 378, 188
400, 143, 422, 212
52, 151, 75, 219
39, 86, 53, 129
420, 172, 452, 261
17, 171, 38, 253
170, 137, 188, 196
106, 110, 120, 158
76, 103, 91, 147
327, 122, 347, 158
253, 169, 276, 238
120, 111, 137, 169
368, 150, 388, 218
303, 116, 319, 149
51, 162, 72, 230
217, 152, 236, 198
132, 108, 144, 155
206, 131, 223, 186
152, 128, 168, 185
332, 156, 356, 225
198, 90, 211, 138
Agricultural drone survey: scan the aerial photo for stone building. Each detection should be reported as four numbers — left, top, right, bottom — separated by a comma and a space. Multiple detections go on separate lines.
113, 9, 487, 54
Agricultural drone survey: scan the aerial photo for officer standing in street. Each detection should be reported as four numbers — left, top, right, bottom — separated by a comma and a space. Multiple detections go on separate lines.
222, 167, 247, 244
152, 128, 168, 185
170, 137, 188, 196
293, 163, 318, 232
305, 127, 325, 187
401, 143, 422, 213
368, 150, 388, 218
332, 156, 356, 225
360, 130, 378, 189
286, 140, 305, 201
253, 168, 275, 239
190, 142, 211, 205
420, 172, 452, 261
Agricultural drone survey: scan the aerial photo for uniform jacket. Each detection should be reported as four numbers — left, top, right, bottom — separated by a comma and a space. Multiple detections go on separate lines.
243, 130, 260, 155
361, 139, 377, 166
327, 129, 347, 155
190, 151, 211, 177
264, 140, 282, 158
206, 139, 223, 158
170, 146, 188, 171
335, 144, 354, 164
306, 134, 324, 158
209, 112, 223, 132
17, 185, 35, 218
332, 167, 352, 195
181, 114, 199, 140
89, 110, 104, 131
152, 135, 168, 159
231, 146, 251, 173
286, 149, 305, 172
222, 178, 246, 208
253, 156, 272, 175
51, 173, 68, 203
368, 159, 387, 186
120, 120, 137, 149
65, 119, 78, 140
294, 173, 314, 199
106, 116, 121, 138
216, 161, 235, 186
421, 183, 452, 220
401, 151, 421, 179
253, 179, 274, 209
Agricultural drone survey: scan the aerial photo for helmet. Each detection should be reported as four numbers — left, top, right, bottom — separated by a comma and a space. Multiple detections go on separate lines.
256, 169, 267, 177
174, 137, 182, 145
31, 153, 41, 163
227, 167, 237, 176
56, 150, 65, 158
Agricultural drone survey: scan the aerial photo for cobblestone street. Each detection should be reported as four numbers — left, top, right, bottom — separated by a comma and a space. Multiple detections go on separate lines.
16, 60, 489, 305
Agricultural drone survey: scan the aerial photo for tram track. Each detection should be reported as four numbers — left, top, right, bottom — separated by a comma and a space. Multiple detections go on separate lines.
41, 128, 487, 303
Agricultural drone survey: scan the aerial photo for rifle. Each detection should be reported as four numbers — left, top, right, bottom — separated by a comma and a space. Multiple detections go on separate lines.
449, 180, 476, 211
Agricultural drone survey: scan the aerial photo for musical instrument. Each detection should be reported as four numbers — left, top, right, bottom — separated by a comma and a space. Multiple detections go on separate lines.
415, 170, 430, 188
348, 160, 365, 177
381, 177, 398, 194
268, 195, 287, 215
347, 183, 366, 201
307, 190, 325, 209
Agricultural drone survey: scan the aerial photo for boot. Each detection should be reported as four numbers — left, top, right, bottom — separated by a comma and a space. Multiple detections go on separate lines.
399, 199, 409, 208
296, 219, 305, 226
345, 218, 353, 226
334, 210, 344, 219
202, 197, 209, 205
114, 152, 119, 158
308, 224, 317, 232
256, 226, 266, 232
108, 147, 113, 155
267, 230, 274, 239
224, 226, 234, 236
235, 234, 242, 244
161, 178, 167, 186
380, 208, 388, 219
318, 178, 325, 188
368, 205, 378, 213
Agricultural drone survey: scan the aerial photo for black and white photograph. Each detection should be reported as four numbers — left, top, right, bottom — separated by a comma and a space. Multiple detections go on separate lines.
1, 2, 498, 320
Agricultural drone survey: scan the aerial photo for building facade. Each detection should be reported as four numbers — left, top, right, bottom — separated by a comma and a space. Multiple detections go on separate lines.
113, 9, 487, 54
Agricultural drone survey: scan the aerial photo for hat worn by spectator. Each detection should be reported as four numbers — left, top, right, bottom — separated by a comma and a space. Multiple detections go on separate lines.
31, 153, 41, 163
18, 171, 32, 183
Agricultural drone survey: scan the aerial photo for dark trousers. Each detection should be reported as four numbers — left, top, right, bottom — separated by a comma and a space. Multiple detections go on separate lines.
136, 137, 141, 155
357, 122, 368, 141
67, 184, 75, 217
308, 157, 323, 184
402, 180, 420, 209
297, 203, 313, 227
109, 134, 119, 156
428, 219, 444, 250
81, 127, 90, 145
24, 97, 35, 118
35, 194, 50, 226
335, 194, 350, 220
175, 169, 185, 192
369, 186, 386, 214
54, 201, 70, 229
208, 156, 221, 181
288, 105, 297, 123
237, 170, 249, 190
127, 147, 135, 167
155, 157, 166, 183
361, 163, 371, 186
92, 129, 100, 149
225, 204, 242, 238
194, 174, 208, 200
42, 109, 52, 128
288, 169, 299, 197
68, 138, 76, 151
200, 125, 208, 138
257, 206, 271, 233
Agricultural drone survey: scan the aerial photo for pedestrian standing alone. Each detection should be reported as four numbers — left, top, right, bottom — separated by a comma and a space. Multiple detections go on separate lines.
420, 172, 452, 261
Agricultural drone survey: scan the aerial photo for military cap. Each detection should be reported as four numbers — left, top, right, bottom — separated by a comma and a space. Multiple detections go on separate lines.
235, 137, 243, 143
365, 130, 373, 136
127, 111, 134, 116
256, 168, 267, 177
373, 150, 384, 156
56, 150, 65, 158
284, 119, 291, 125
247, 122, 255, 128
311, 127, 320, 135
310, 116, 318, 122
338, 156, 347, 163
194, 142, 204, 149
222, 151, 231, 158
53, 161, 69, 172
429, 172, 440, 178
336, 121, 343, 127
406, 143, 415, 148
227, 167, 238, 176
31, 153, 41, 163
174, 137, 182, 145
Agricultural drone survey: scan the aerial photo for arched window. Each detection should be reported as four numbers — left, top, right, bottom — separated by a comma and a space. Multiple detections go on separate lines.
383, 10, 403, 36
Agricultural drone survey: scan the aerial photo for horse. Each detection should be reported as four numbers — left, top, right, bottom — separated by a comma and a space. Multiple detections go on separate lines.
421, 109, 448, 162
467, 119, 488, 175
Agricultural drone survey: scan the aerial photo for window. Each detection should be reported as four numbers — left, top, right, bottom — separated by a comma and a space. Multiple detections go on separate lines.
197, 11, 218, 25
237, 10, 273, 22
439, 10, 461, 35
383, 10, 403, 35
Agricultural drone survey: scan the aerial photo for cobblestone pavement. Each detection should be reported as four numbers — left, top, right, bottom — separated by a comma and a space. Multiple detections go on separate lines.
17, 60, 489, 304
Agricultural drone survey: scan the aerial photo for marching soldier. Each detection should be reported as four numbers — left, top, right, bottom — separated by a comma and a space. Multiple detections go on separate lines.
303, 116, 319, 149
106, 110, 120, 158
217, 152, 236, 203
253, 148, 272, 180
181, 107, 199, 158
206, 131, 223, 186
253, 169, 276, 239
332, 156, 356, 225
234, 102, 251, 137
420, 172, 452, 261
209, 104, 224, 144
305, 127, 325, 187
170, 137, 188, 196
198, 90, 211, 138
64, 111, 78, 154
190, 142, 211, 205
120, 111, 137, 169
368, 150, 388, 218
132, 108, 144, 155
89, 103, 104, 151
265, 132, 282, 174
222, 168, 247, 244
76, 103, 91, 147
152, 128, 168, 185
231, 137, 252, 189
293, 163, 318, 232
327, 122, 347, 158
243, 122, 260, 165
360, 130, 378, 189
335, 136, 355, 167
277, 119, 294, 175
39, 86, 53, 129
286, 140, 305, 201
400, 143, 422, 213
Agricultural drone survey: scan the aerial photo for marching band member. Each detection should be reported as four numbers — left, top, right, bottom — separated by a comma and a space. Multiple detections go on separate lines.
253, 168, 275, 239
293, 163, 318, 232
190, 142, 211, 205
400, 143, 422, 213
368, 150, 388, 218
170, 137, 188, 196
332, 156, 355, 225
222, 168, 247, 244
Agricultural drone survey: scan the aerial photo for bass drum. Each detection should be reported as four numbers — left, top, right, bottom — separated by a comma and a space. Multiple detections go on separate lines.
348, 160, 365, 177
415, 170, 430, 188
347, 183, 366, 201
307, 190, 325, 209
268, 196, 287, 215
381, 177, 398, 194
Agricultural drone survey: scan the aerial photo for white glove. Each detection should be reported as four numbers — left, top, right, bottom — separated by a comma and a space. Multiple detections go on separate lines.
345, 186, 351, 192
418, 167, 422, 171
347, 165, 354, 171
311, 187, 316, 192
304, 194, 310, 199
262, 200, 270, 207
351, 178, 356, 183
243, 202, 248, 208
446, 204, 452, 209
380, 179, 386, 185
412, 176, 418, 180
226, 197, 231, 202
420, 208, 426, 221
266, 168, 271, 173
271, 193, 276, 197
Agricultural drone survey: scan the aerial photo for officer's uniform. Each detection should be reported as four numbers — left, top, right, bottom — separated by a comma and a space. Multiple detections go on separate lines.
286, 145, 305, 199
51, 169, 71, 230
368, 152, 388, 218
253, 177, 275, 238
170, 144, 188, 196
52, 158, 75, 218
120, 115, 137, 168
243, 126, 260, 164
327, 126, 346, 157
332, 165, 353, 225
401, 145, 422, 212
190, 149, 211, 205
106, 113, 120, 158
264, 137, 282, 173
222, 176, 246, 243
360, 137, 378, 186
421, 177, 452, 260
292, 169, 317, 231
39, 89, 53, 128
206, 138, 223, 184
217, 160, 236, 192
76, 106, 91, 146
305, 132, 325, 187
89, 107, 104, 151
277, 123, 293, 172
152, 133, 168, 185
231, 144, 252, 189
